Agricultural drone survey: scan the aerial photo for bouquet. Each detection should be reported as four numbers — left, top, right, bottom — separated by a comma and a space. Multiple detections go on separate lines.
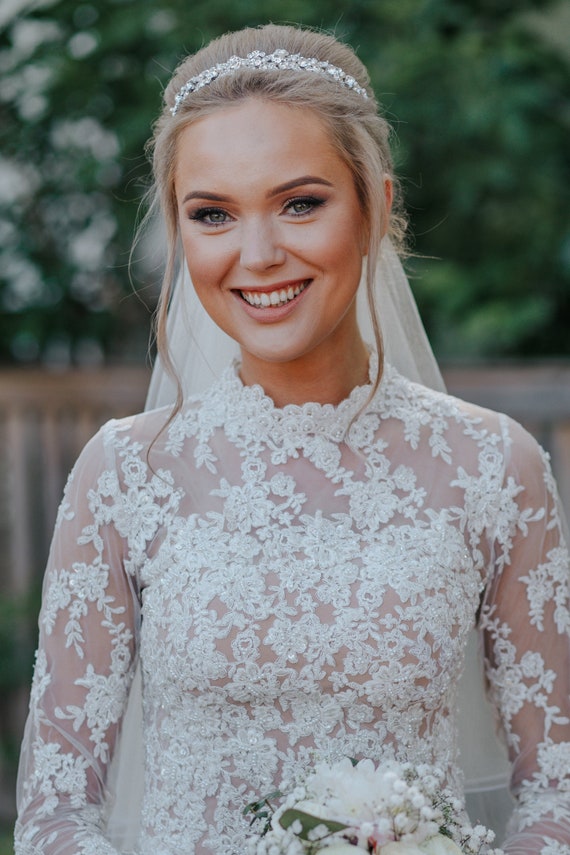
244, 758, 504, 855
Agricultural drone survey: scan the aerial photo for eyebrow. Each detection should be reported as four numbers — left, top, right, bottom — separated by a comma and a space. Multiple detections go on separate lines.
268, 176, 334, 197
182, 190, 232, 204
181, 175, 334, 205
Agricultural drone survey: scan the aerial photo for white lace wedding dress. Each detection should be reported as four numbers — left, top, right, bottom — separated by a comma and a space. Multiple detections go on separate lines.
14, 361, 570, 854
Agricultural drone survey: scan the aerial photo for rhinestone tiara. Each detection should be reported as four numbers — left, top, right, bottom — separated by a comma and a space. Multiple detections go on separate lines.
170, 49, 368, 115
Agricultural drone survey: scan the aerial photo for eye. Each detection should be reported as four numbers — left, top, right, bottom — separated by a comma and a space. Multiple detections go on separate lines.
189, 207, 233, 226
283, 196, 325, 217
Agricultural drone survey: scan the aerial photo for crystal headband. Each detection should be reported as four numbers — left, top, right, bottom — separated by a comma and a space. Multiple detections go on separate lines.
170, 49, 368, 115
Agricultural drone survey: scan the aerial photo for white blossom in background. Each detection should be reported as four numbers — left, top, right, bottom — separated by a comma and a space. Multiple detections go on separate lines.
0, 18, 61, 123
50, 117, 120, 161
67, 30, 99, 60
2, 256, 44, 311
5, 18, 62, 62
68, 212, 117, 271
0, 156, 41, 204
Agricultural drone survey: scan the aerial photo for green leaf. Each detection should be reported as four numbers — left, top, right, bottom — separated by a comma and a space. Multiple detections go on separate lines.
279, 808, 349, 840
243, 790, 282, 817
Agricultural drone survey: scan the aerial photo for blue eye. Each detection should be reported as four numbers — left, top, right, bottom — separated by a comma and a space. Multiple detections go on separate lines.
284, 196, 325, 216
189, 207, 231, 226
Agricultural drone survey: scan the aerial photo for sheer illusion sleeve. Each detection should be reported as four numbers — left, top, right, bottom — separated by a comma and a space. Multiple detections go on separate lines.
14, 423, 141, 855
480, 416, 570, 854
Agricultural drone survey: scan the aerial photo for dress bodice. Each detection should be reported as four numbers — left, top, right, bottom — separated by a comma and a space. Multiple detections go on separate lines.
14, 364, 570, 855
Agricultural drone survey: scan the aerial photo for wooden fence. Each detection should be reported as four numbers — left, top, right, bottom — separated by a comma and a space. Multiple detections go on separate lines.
0, 362, 569, 823
0, 367, 149, 823
0, 367, 150, 605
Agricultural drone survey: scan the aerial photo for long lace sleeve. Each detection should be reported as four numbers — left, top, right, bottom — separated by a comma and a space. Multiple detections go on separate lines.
14, 423, 141, 855
481, 416, 570, 854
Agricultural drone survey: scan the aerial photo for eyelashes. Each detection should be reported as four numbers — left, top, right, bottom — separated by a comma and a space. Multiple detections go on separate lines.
283, 195, 326, 216
187, 195, 327, 227
188, 207, 230, 226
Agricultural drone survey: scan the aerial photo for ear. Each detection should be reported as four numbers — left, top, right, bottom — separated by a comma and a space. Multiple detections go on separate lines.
376, 176, 393, 248
360, 218, 370, 255
360, 177, 394, 254
384, 177, 393, 216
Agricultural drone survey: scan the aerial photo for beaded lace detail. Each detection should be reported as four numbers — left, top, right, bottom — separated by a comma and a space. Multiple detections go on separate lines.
14, 363, 570, 854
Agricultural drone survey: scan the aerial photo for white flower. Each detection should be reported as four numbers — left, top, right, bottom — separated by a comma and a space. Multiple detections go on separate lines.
420, 835, 463, 854
380, 838, 462, 855
379, 843, 424, 854
322, 843, 359, 855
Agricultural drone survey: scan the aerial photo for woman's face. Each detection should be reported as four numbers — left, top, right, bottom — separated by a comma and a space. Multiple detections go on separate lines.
174, 98, 369, 384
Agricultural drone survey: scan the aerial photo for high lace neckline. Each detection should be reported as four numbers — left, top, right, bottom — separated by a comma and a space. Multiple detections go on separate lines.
210, 352, 387, 445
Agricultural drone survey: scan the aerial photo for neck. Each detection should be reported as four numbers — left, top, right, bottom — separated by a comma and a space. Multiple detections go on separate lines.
238, 335, 371, 408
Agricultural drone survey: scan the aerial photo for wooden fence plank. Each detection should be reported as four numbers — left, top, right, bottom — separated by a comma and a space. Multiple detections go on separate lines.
551, 423, 570, 517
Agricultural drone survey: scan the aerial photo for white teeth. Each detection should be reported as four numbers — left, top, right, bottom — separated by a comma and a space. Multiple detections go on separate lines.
240, 280, 309, 308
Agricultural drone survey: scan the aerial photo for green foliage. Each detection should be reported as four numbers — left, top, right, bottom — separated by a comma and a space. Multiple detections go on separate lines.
244, 792, 350, 842
243, 789, 283, 835
0, 830, 13, 855
0, 0, 568, 363
279, 808, 348, 840
0, 591, 37, 793
0, 592, 36, 692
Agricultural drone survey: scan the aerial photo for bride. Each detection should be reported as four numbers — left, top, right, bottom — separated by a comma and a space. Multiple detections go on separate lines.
14, 23, 570, 855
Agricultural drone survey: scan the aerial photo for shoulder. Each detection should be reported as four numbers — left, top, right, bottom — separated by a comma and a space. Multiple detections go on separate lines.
391, 363, 527, 425
61, 402, 180, 495
68, 370, 232, 493
93, 387, 214, 454
379, 362, 507, 434
381, 363, 546, 469
101, 404, 175, 449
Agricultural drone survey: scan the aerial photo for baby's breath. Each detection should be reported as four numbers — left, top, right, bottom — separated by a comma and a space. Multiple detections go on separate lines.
245, 758, 504, 855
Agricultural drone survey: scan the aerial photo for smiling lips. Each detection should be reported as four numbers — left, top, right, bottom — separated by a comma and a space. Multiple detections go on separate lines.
239, 280, 310, 309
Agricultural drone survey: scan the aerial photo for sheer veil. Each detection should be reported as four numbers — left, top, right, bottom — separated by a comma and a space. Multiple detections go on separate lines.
105, 238, 512, 850
145, 239, 445, 407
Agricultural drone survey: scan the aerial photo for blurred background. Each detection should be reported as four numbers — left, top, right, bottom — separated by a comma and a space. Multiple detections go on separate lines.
0, 0, 569, 849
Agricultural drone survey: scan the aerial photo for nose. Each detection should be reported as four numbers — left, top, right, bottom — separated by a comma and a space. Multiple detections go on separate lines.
239, 217, 286, 271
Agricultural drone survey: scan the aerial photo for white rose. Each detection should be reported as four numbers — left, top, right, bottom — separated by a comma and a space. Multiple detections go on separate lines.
420, 835, 463, 854
379, 844, 425, 855
322, 844, 359, 855
379, 839, 463, 855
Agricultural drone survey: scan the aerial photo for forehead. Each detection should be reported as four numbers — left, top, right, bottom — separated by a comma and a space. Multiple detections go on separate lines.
173, 98, 354, 194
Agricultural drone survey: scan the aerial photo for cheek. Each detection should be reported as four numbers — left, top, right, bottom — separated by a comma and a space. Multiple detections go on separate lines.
319, 222, 365, 275
182, 237, 228, 290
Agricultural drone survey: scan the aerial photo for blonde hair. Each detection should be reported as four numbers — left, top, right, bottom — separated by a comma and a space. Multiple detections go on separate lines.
144, 23, 407, 412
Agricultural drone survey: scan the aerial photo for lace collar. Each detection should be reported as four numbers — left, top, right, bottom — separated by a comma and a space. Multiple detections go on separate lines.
206, 352, 388, 445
